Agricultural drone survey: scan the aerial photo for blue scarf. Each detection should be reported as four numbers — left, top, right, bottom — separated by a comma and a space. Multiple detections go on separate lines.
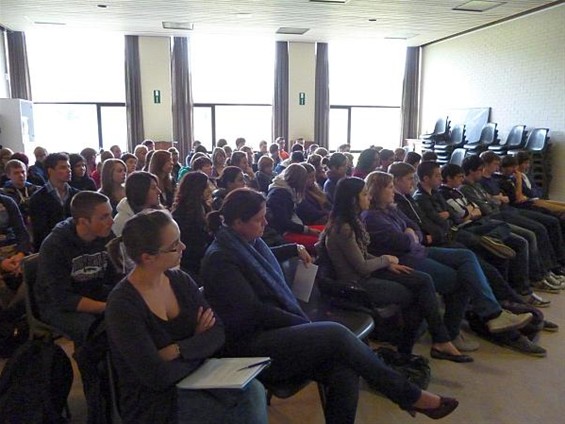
215, 226, 307, 319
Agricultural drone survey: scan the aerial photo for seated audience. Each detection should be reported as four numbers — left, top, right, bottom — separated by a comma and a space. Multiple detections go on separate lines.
211, 166, 245, 211
255, 156, 274, 195
254, 140, 269, 166
120, 153, 138, 176
112, 171, 162, 236
377, 149, 395, 171
191, 156, 213, 180
201, 188, 459, 423
106, 210, 267, 424
27, 146, 48, 186
168, 147, 182, 182
172, 172, 214, 279
142, 138, 155, 151
267, 164, 323, 251
29, 152, 79, 251
99, 158, 127, 214
231, 151, 259, 190
109, 144, 122, 159
306, 153, 327, 187
394, 148, 407, 162
69, 153, 97, 191
353, 148, 380, 179
150, 150, 177, 209
1, 159, 40, 227
268, 143, 282, 170
323, 152, 348, 204
362, 171, 533, 337
134, 144, 148, 171
0, 148, 14, 186
324, 177, 469, 361
211, 147, 227, 178
296, 163, 331, 226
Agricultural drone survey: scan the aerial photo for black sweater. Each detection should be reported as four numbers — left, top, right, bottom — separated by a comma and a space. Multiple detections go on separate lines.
106, 269, 225, 424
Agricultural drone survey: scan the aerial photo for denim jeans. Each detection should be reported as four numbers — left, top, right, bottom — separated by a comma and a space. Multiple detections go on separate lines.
177, 379, 268, 424
227, 322, 422, 424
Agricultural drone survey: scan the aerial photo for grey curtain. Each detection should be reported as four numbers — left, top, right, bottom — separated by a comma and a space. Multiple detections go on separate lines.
273, 41, 289, 143
400, 47, 421, 145
125, 35, 144, 152
7, 31, 32, 100
314, 43, 330, 148
171, 37, 193, 160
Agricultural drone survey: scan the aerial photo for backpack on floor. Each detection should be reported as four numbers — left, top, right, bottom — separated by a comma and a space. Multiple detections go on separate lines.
0, 339, 73, 423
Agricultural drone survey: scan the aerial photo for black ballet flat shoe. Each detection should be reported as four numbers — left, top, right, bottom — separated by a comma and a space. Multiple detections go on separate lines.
430, 348, 474, 363
405, 397, 459, 419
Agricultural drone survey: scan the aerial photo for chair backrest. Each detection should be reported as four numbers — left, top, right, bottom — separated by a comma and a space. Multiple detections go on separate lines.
22, 254, 41, 320
433, 117, 449, 135
449, 124, 466, 145
478, 123, 498, 146
503, 125, 527, 149
449, 148, 466, 166
524, 128, 549, 152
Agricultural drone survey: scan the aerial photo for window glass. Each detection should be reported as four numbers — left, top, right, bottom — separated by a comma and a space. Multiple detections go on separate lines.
329, 108, 349, 151
191, 34, 274, 104
215, 106, 272, 151
193, 106, 213, 151
350, 107, 401, 150
100, 106, 128, 152
329, 40, 406, 106
33, 104, 99, 153
27, 30, 125, 102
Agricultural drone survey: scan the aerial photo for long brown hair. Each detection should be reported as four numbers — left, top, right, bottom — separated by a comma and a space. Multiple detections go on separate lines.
149, 150, 173, 193
100, 158, 126, 202
365, 171, 393, 209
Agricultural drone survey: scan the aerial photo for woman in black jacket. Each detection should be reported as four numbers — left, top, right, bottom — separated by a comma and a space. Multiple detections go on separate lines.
201, 188, 459, 424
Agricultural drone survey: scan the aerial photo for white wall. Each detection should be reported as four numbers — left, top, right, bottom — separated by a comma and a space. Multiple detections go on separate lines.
421, 4, 565, 200
288, 42, 316, 142
138, 36, 172, 141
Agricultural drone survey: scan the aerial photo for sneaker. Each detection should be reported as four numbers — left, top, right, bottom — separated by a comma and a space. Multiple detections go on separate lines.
486, 310, 533, 334
542, 320, 559, 333
452, 332, 480, 352
545, 273, 565, 289
479, 236, 516, 259
531, 279, 561, 294
503, 335, 547, 357
520, 292, 551, 308
548, 272, 565, 289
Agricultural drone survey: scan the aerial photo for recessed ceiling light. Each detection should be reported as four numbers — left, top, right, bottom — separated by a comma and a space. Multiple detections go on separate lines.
276, 27, 310, 35
34, 21, 66, 26
368, 18, 377, 22
309, 0, 350, 4
162, 21, 194, 30
453, 1, 506, 12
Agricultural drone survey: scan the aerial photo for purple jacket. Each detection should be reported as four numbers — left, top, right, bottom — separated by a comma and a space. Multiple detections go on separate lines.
361, 207, 427, 261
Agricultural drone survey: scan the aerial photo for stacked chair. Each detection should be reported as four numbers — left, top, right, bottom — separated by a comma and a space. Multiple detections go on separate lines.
463, 122, 499, 155
420, 117, 450, 153
434, 124, 466, 165
488, 125, 527, 155
448, 148, 467, 167
509, 128, 552, 198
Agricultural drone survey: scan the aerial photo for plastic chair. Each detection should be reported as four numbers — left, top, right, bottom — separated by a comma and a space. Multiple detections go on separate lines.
22, 254, 64, 341
488, 125, 527, 153
464, 123, 498, 154
524, 128, 550, 154
449, 148, 467, 166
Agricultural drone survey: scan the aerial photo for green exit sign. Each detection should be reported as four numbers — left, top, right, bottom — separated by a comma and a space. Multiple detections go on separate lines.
153, 90, 161, 104
299, 92, 306, 105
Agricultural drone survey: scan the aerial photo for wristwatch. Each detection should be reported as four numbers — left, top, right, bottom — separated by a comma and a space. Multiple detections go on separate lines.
296, 244, 306, 255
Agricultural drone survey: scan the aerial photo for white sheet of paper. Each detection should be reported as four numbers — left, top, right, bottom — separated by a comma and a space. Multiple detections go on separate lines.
176, 357, 271, 390
292, 262, 318, 302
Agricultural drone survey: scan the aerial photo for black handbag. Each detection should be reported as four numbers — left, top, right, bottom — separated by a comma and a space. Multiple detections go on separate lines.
374, 346, 431, 390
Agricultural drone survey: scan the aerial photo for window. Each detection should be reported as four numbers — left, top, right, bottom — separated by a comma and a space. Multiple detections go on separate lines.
329, 40, 406, 151
190, 35, 274, 150
26, 30, 126, 154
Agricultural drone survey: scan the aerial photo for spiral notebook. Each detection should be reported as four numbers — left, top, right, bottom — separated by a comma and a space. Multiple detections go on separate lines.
176, 357, 271, 390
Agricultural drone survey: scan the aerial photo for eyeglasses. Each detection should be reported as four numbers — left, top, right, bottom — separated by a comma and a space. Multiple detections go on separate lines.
159, 240, 183, 254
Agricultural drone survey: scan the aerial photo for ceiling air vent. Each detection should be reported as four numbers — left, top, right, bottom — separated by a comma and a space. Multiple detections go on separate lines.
310, 0, 351, 4
276, 27, 310, 35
